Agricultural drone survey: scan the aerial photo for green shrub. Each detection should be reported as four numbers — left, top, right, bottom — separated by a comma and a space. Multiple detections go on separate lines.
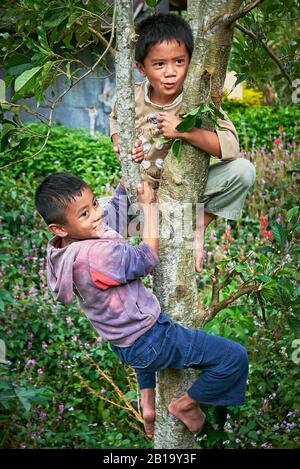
227, 105, 300, 150
0, 114, 299, 448
2, 123, 121, 193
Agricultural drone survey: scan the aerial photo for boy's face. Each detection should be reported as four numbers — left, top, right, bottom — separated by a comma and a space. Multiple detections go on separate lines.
136, 40, 190, 105
48, 187, 105, 243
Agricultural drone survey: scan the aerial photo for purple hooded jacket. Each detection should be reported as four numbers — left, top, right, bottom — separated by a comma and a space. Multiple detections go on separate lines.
46, 184, 161, 347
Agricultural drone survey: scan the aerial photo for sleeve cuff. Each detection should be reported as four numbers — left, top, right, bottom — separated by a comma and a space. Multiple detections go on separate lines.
215, 128, 240, 160
138, 242, 160, 269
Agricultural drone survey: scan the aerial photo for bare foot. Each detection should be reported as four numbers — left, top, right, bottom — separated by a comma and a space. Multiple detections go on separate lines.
194, 211, 216, 273
168, 393, 206, 433
194, 228, 205, 273
140, 388, 155, 439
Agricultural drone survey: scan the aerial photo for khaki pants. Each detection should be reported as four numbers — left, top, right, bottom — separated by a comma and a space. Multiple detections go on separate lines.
202, 158, 256, 220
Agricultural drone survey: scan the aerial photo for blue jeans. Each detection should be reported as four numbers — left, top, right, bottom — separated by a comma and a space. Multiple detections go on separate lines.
111, 312, 248, 406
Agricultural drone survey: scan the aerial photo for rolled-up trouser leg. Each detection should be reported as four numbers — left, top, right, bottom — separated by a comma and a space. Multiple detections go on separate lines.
186, 333, 249, 406
135, 369, 156, 390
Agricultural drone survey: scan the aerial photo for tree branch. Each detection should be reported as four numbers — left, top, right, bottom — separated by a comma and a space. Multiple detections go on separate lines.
208, 282, 257, 320
207, 0, 265, 34
236, 23, 292, 85
226, 0, 266, 25
210, 264, 220, 306
256, 290, 268, 324
75, 19, 115, 57
0, 4, 117, 170
203, 251, 257, 324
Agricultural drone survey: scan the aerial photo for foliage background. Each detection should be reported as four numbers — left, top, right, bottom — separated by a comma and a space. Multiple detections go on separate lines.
0, 0, 299, 451
1, 102, 299, 448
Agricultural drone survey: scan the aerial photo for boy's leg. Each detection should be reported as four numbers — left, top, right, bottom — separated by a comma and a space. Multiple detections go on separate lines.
202, 158, 256, 220
161, 321, 248, 431
194, 210, 216, 273
168, 393, 206, 433
140, 387, 156, 439
110, 343, 156, 439
135, 369, 156, 439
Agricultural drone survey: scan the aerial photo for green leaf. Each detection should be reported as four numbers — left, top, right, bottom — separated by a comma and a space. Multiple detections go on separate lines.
172, 139, 181, 159
152, 136, 172, 145
63, 32, 74, 49
6, 54, 32, 77
287, 206, 299, 222
0, 289, 14, 303
233, 73, 248, 88
14, 66, 43, 96
66, 62, 71, 80
270, 222, 287, 247
35, 61, 58, 105
145, 0, 158, 6
257, 274, 270, 282
208, 103, 225, 120
0, 381, 11, 390
196, 104, 212, 114
67, 12, 80, 29
207, 114, 223, 129
176, 114, 196, 132
182, 106, 199, 117
288, 316, 300, 338
31, 322, 40, 334
195, 116, 203, 128
44, 8, 68, 28
37, 25, 50, 51
1, 123, 16, 138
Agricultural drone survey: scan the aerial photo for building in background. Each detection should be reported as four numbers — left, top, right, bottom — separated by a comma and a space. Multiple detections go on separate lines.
1, 0, 243, 137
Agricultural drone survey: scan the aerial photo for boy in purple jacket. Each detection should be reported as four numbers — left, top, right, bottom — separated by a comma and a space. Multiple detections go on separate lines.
35, 172, 248, 440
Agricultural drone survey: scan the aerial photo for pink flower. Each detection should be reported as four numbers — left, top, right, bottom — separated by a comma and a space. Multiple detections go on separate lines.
273, 137, 282, 146
26, 359, 36, 367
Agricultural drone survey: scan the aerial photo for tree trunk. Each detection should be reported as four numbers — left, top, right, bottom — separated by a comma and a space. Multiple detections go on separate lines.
115, 0, 243, 449
153, 0, 241, 450
115, 0, 140, 203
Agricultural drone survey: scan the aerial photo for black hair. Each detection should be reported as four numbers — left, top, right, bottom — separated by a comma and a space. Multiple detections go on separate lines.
35, 172, 88, 225
135, 13, 194, 64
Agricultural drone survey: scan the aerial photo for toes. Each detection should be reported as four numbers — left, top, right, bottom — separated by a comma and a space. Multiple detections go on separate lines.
143, 417, 154, 439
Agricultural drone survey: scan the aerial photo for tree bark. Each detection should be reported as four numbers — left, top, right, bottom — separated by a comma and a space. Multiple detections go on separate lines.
115, 0, 140, 203
153, 0, 241, 450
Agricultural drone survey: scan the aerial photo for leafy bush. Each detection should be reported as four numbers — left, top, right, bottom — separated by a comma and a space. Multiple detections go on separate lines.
1, 123, 121, 193
0, 146, 147, 448
0, 113, 299, 448
228, 105, 300, 150
195, 137, 300, 449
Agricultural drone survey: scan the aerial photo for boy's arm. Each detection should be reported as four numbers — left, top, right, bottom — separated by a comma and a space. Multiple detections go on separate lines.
103, 179, 132, 235
157, 110, 239, 160
110, 95, 144, 164
89, 240, 159, 289
90, 183, 159, 289
138, 183, 159, 256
